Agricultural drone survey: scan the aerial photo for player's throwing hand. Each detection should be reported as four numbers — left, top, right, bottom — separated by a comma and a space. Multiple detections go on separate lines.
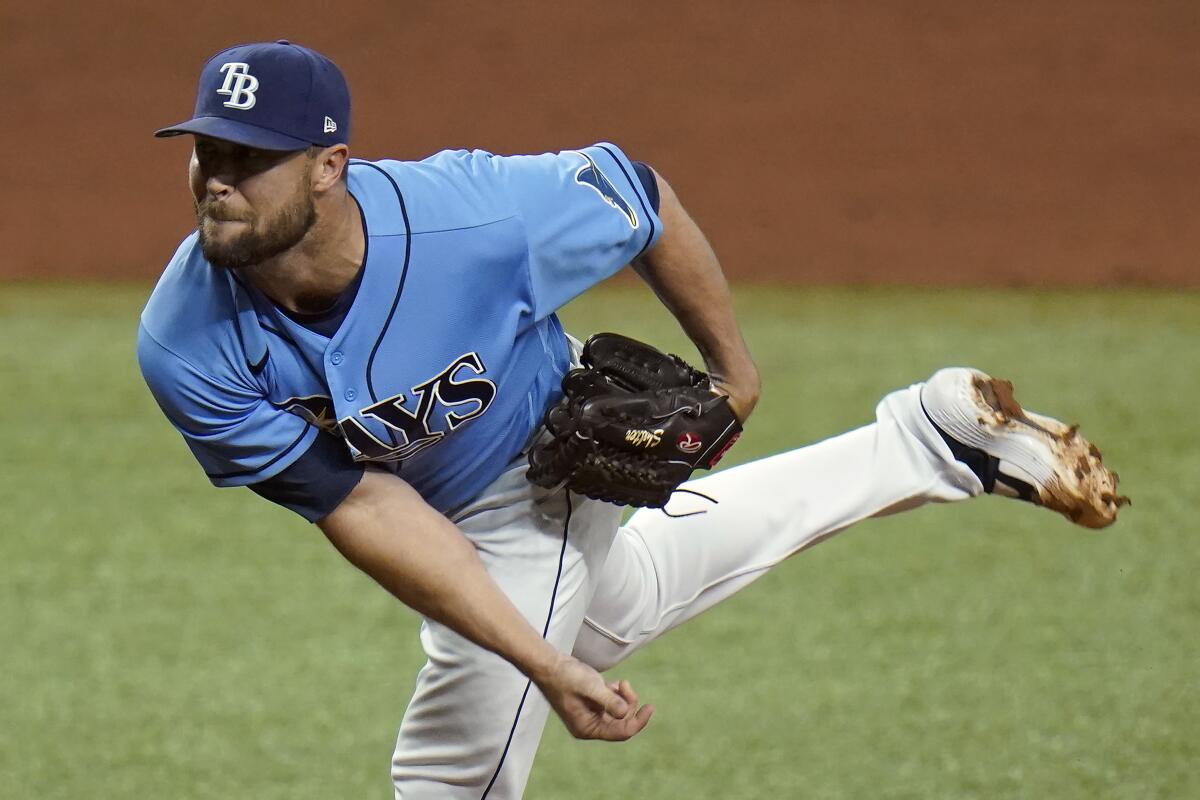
535, 654, 655, 741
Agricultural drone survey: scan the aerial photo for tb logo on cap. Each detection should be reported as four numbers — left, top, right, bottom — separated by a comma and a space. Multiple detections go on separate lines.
217, 62, 259, 110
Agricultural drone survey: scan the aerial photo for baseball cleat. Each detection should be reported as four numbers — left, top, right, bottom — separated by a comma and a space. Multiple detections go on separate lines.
921, 368, 1129, 529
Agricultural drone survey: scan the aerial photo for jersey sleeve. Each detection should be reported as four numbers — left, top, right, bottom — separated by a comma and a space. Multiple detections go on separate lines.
248, 431, 365, 522
137, 323, 318, 487
490, 142, 663, 318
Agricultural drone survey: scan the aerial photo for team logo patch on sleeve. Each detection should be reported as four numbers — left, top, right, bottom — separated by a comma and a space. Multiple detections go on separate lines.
273, 394, 339, 433
572, 152, 639, 229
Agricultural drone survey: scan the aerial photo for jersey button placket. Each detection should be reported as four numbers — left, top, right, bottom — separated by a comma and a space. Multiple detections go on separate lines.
327, 350, 355, 404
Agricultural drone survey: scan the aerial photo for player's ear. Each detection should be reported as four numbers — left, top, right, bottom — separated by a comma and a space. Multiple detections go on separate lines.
310, 144, 349, 192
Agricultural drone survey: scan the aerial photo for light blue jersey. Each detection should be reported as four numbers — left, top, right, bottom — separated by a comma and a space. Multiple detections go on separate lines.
138, 143, 661, 513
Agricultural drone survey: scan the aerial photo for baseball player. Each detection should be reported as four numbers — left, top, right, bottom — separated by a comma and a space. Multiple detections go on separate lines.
139, 41, 1126, 799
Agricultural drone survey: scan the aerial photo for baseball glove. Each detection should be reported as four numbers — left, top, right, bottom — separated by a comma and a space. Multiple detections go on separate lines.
527, 333, 743, 508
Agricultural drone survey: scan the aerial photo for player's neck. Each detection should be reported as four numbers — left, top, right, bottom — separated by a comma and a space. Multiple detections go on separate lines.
241, 190, 365, 315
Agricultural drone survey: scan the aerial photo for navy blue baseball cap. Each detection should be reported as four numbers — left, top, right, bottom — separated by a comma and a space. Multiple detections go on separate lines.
156, 40, 350, 150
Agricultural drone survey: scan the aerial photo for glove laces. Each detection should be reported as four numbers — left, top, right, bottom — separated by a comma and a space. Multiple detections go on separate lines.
660, 488, 718, 518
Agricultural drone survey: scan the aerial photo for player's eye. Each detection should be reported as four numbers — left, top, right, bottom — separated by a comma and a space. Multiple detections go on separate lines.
243, 148, 283, 168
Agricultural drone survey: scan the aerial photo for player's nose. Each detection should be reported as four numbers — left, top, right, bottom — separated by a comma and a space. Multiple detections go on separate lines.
194, 153, 239, 196
205, 173, 235, 199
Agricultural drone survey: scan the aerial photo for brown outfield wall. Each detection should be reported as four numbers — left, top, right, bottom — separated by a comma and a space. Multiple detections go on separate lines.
2, 0, 1198, 286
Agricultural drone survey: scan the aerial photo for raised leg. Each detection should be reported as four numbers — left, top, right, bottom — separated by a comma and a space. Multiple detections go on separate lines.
574, 378, 982, 670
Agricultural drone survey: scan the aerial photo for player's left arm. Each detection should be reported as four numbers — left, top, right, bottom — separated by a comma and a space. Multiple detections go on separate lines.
632, 170, 761, 423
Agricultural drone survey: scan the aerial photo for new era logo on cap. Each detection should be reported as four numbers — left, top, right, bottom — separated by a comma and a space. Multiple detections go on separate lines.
155, 40, 351, 151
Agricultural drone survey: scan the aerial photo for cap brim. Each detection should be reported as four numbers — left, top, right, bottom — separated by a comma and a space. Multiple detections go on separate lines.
154, 116, 311, 151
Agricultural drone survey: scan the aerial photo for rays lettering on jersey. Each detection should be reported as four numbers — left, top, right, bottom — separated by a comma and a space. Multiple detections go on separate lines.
340, 352, 497, 462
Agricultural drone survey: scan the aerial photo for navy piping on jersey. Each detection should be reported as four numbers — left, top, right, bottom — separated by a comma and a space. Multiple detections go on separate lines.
598, 146, 657, 261
204, 424, 312, 480
356, 161, 414, 411
630, 160, 660, 214
278, 194, 369, 339
480, 493, 575, 798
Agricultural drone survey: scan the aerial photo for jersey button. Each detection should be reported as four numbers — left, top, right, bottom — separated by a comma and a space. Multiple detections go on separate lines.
344, 388, 357, 401
330, 351, 344, 366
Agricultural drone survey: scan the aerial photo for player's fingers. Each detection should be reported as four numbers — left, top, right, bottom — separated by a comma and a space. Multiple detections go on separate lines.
621, 702, 654, 730
603, 690, 630, 719
615, 679, 639, 712
589, 680, 628, 719
599, 702, 655, 741
562, 657, 627, 719
599, 679, 636, 720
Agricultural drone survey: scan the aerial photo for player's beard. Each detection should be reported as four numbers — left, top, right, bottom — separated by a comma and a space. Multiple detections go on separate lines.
195, 179, 317, 270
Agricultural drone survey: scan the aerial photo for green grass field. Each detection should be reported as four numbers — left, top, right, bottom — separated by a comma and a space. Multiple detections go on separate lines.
2, 283, 1196, 799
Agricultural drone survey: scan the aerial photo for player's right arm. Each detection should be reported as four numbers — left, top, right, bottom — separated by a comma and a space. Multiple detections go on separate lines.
318, 468, 654, 741
137, 325, 651, 742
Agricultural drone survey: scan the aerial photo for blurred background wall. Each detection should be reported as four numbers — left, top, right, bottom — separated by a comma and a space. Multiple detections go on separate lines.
2, 0, 1196, 286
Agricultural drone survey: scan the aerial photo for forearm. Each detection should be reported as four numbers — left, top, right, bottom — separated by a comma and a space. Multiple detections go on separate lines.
633, 171, 760, 418
318, 468, 651, 740
318, 469, 559, 684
